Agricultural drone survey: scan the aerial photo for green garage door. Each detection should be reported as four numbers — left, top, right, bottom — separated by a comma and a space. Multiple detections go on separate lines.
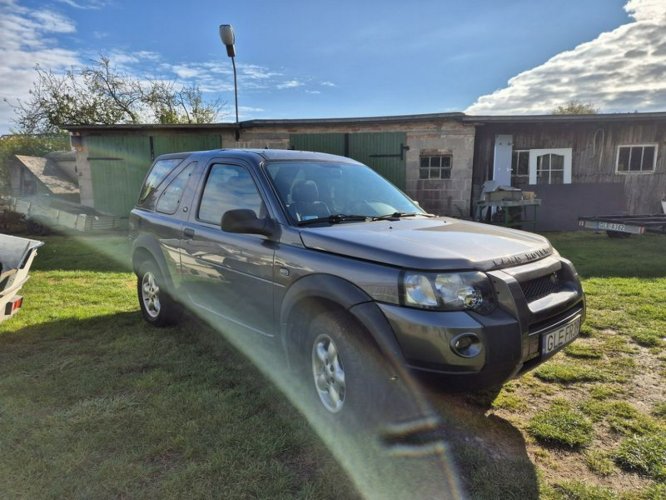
290, 132, 406, 189
88, 135, 152, 217
152, 133, 222, 157
87, 133, 223, 217
290, 133, 345, 156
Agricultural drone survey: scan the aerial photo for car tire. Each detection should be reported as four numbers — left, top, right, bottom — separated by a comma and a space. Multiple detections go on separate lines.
137, 260, 180, 327
302, 309, 385, 418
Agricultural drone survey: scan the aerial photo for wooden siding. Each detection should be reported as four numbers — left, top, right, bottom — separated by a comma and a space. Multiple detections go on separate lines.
473, 120, 666, 214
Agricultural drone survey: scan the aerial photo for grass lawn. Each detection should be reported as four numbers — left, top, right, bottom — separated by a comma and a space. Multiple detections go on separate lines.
0, 231, 664, 499
0, 235, 356, 499
437, 232, 665, 499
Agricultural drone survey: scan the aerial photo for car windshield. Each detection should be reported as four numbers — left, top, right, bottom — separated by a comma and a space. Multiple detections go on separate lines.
265, 161, 425, 223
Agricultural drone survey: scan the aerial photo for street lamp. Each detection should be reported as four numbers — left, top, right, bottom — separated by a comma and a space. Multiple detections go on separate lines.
219, 24, 240, 141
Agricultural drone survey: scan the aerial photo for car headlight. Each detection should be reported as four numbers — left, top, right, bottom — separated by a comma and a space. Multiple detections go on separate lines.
401, 271, 496, 314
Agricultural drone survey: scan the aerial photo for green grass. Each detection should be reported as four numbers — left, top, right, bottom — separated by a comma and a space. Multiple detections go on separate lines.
527, 400, 593, 448
545, 232, 666, 278
534, 361, 611, 384
583, 450, 615, 477
581, 400, 662, 436
551, 480, 616, 500
2, 231, 666, 498
0, 234, 357, 499
613, 433, 666, 481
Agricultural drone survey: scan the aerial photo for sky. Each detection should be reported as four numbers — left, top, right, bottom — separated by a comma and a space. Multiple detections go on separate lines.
1, 0, 665, 133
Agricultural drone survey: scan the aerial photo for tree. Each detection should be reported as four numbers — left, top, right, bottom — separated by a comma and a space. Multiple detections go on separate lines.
552, 100, 599, 115
8, 57, 224, 133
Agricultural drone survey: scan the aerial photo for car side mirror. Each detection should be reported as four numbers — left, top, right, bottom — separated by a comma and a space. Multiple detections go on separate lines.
221, 209, 279, 239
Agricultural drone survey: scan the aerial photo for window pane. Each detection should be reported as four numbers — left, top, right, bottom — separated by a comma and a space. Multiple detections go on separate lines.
642, 146, 655, 171
139, 158, 183, 201
156, 163, 195, 214
198, 164, 263, 225
550, 154, 564, 171
550, 170, 564, 184
629, 147, 643, 171
441, 168, 451, 180
617, 147, 630, 171
517, 152, 529, 176
431, 156, 442, 168
441, 156, 451, 168
420, 156, 429, 168
430, 168, 441, 179
419, 168, 429, 179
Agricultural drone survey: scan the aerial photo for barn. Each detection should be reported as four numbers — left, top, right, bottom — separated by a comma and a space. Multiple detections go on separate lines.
64, 111, 666, 231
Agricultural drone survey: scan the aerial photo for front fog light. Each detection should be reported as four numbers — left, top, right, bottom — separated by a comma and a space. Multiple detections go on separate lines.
450, 332, 482, 358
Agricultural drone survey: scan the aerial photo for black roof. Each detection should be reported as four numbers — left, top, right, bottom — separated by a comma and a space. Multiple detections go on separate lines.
64, 110, 666, 133
160, 148, 360, 164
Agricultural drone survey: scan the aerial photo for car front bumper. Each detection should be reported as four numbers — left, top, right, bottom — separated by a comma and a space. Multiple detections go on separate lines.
377, 257, 586, 385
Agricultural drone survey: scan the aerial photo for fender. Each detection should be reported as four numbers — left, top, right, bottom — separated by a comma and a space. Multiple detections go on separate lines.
279, 273, 407, 369
131, 233, 176, 291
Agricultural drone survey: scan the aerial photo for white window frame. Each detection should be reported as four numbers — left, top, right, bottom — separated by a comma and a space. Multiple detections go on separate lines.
615, 144, 658, 174
528, 148, 572, 185
511, 149, 530, 186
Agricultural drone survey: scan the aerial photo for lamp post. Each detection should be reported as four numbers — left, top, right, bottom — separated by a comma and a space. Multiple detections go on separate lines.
219, 24, 240, 141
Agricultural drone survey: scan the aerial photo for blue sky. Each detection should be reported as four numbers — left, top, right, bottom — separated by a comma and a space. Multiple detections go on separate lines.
1, 0, 666, 132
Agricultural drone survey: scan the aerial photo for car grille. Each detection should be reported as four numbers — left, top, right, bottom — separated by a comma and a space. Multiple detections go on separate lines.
520, 271, 562, 302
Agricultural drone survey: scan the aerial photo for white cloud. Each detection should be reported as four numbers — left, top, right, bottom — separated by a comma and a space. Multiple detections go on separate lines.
321, 81, 336, 87
466, 0, 666, 114
57, 0, 109, 9
31, 9, 76, 33
0, 0, 80, 132
0, 0, 304, 131
306, 90, 322, 95
277, 79, 304, 90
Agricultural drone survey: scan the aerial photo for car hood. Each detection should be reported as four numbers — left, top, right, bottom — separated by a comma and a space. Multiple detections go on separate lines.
298, 217, 554, 271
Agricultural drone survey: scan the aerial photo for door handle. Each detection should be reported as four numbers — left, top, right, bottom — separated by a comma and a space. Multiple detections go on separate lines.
183, 227, 195, 239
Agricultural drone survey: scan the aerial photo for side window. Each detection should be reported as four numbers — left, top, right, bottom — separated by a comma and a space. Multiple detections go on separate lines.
198, 164, 264, 225
156, 163, 196, 214
139, 158, 183, 202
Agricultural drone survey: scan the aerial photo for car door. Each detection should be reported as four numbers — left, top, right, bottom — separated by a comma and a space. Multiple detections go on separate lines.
179, 161, 276, 337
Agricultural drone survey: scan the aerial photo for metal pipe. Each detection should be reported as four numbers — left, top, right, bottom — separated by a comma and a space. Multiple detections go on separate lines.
232, 56, 239, 141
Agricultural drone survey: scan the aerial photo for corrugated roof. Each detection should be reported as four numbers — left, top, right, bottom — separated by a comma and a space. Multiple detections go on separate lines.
14, 155, 79, 195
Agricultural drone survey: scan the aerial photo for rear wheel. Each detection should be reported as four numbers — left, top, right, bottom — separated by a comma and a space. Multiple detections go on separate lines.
137, 260, 180, 326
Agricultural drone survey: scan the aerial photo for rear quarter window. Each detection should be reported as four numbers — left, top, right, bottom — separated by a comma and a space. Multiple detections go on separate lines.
139, 158, 184, 202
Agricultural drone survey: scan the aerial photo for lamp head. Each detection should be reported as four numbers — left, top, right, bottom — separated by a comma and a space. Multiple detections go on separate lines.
219, 24, 236, 57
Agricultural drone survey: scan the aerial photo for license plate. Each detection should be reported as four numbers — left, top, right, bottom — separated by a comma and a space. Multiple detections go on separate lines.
541, 316, 581, 356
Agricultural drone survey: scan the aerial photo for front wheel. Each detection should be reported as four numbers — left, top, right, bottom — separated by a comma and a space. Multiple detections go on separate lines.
137, 260, 180, 327
303, 310, 388, 418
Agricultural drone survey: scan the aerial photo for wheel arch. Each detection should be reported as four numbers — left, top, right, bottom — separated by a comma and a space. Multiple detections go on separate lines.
279, 274, 406, 371
131, 234, 174, 290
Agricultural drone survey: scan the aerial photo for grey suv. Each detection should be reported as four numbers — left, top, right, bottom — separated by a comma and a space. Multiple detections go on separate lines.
130, 149, 585, 413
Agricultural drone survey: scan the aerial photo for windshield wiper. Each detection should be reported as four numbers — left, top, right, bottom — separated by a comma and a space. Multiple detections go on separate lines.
297, 214, 369, 226
371, 212, 431, 221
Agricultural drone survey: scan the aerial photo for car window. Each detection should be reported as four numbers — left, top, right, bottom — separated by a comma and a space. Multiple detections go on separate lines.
198, 164, 264, 225
139, 158, 183, 202
266, 161, 422, 221
155, 162, 196, 214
